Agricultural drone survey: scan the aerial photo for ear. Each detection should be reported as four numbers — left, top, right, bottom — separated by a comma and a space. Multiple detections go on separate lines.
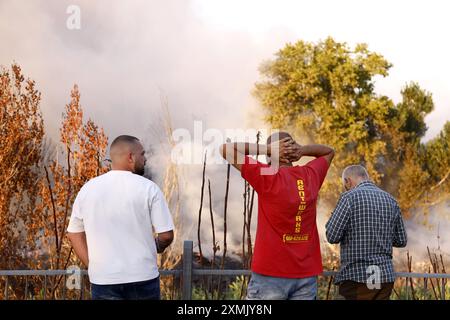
344, 177, 351, 187
127, 151, 134, 163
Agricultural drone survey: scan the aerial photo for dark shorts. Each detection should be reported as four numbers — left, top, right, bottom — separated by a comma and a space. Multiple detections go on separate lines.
91, 276, 160, 300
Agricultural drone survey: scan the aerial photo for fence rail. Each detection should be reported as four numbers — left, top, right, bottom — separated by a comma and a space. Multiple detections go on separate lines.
1, 241, 448, 300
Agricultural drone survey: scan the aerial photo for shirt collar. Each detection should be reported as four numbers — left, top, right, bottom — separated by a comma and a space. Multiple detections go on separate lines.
354, 180, 375, 189
109, 170, 133, 174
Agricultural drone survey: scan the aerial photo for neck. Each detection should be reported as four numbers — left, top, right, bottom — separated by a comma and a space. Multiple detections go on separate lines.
111, 165, 133, 172
354, 179, 369, 187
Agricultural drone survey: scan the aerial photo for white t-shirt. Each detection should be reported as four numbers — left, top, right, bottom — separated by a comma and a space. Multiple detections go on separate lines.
67, 170, 174, 285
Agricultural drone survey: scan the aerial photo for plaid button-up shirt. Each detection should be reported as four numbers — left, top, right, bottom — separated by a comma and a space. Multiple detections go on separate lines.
325, 181, 407, 284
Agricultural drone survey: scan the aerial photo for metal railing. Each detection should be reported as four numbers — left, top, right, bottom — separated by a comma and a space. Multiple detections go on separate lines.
1, 240, 448, 300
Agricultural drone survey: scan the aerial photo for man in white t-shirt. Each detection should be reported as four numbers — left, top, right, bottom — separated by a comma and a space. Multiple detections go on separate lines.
67, 135, 174, 300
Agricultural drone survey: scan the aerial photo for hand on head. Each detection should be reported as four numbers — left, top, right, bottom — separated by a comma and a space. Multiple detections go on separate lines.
283, 138, 303, 163
269, 137, 302, 164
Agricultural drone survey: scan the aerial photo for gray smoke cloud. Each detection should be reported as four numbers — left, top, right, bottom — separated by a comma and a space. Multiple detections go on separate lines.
0, 0, 282, 141
1, 0, 448, 266
0, 0, 275, 260
397, 203, 450, 269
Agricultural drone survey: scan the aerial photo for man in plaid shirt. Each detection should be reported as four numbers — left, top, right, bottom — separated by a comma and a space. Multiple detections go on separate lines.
325, 165, 407, 300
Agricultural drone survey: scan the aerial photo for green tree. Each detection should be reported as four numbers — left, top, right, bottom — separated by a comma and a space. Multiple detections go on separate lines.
420, 122, 450, 208
254, 37, 449, 215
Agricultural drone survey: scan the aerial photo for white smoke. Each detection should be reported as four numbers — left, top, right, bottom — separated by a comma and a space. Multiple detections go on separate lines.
1, 0, 449, 268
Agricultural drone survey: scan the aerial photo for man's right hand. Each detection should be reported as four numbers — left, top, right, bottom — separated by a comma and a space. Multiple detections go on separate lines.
286, 142, 303, 162
269, 137, 295, 162
277, 138, 303, 163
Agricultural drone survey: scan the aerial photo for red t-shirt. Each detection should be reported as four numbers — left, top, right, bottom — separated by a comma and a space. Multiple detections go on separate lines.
241, 156, 329, 278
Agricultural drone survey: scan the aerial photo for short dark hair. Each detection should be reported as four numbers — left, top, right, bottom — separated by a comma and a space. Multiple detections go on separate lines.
110, 135, 140, 149
266, 131, 292, 145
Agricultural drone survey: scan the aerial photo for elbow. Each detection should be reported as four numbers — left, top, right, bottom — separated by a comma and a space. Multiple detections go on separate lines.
159, 230, 174, 245
323, 147, 335, 165
393, 231, 407, 248
325, 231, 339, 244
67, 232, 74, 244
394, 239, 407, 248
327, 237, 340, 244
168, 232, 174, 245
328, 148, 335, 161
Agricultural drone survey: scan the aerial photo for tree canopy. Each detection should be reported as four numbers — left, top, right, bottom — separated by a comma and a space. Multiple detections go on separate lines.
254, 37, 449, 215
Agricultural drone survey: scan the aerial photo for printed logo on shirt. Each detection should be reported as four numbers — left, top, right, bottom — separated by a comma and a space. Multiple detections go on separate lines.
282, 179, 309, 243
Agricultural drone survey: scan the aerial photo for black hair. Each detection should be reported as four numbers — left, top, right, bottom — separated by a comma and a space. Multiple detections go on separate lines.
110, 135, 139, 149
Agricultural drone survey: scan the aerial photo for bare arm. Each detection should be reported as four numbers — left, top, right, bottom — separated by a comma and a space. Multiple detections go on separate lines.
287, 143, 335, 165
155, 230, 174, 253
219, 138, 292, 171
67, 232, 89, 267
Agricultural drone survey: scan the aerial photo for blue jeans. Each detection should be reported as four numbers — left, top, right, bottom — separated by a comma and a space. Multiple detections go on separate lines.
246, 272, 317, 300
91, 276, 160, 300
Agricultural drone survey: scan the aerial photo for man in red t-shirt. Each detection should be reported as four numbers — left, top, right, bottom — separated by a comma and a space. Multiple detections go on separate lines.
220, 132, 334, 300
